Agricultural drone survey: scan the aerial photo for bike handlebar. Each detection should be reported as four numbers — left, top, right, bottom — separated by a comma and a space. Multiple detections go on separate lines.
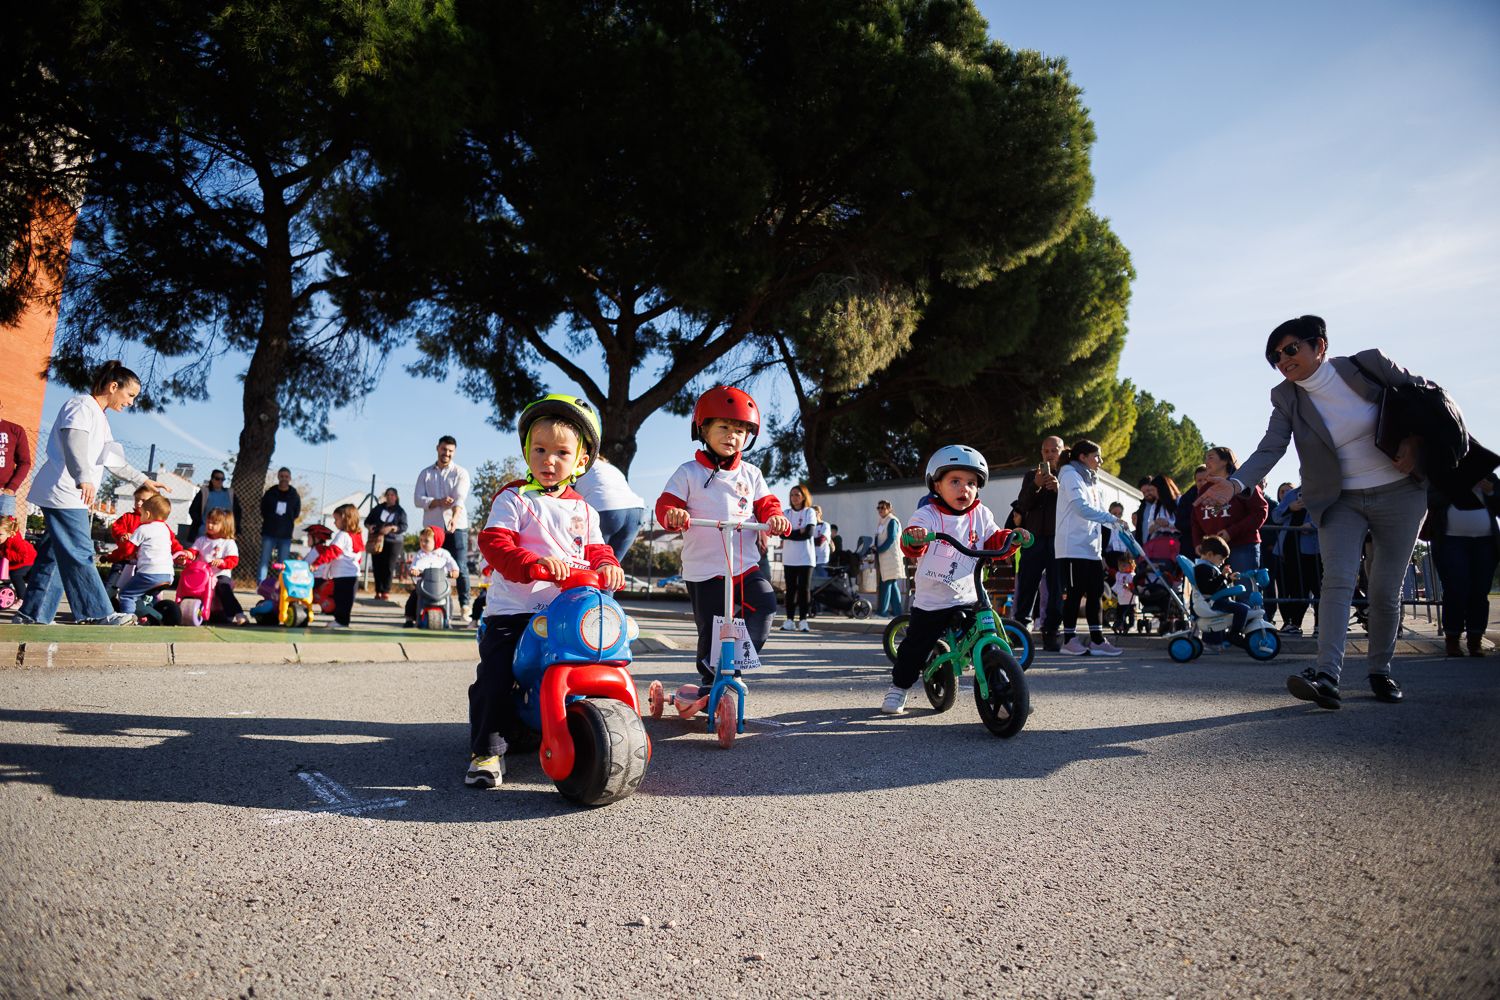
929, 531, 1021, 561
528, 564, 606, 590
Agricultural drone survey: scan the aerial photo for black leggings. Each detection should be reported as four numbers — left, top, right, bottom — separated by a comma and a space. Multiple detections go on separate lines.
331, 576, 357, 625
1058, 557, 1105, 640
686, 569, 776, 686
784, 565, 812, 620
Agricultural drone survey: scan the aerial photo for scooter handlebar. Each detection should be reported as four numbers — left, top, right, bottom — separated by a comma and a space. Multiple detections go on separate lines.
685, 517, 773, 532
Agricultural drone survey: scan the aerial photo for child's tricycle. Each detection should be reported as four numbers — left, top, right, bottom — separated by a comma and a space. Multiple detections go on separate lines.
509, 564, 650, 806
645, 517, 772, 749
249, 559, 316, 627
176, 557, 216, 626
909, 531, 1032, 738
1171, 553, 1281, 662
414, 567, 452, 630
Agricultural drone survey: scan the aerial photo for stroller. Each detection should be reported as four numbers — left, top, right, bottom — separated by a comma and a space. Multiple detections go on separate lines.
810, 565, 873, 619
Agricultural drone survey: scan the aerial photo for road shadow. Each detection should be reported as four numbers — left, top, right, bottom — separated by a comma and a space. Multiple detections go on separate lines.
3, 655, 1494, 815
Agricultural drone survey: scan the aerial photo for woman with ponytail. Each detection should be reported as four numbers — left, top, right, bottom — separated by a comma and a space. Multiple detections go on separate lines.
16, 361, 167, 625
1053, 439, 1129, 656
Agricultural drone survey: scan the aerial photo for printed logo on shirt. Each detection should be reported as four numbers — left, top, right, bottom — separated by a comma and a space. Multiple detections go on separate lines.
569, 513, 587, 550
734, 477, 750, 512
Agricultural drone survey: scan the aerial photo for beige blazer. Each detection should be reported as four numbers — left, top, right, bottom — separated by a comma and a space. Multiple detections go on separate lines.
1233, 349, 1431, 527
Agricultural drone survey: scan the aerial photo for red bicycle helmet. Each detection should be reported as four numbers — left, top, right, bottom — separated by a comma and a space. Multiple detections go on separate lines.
691, 386, 761, 444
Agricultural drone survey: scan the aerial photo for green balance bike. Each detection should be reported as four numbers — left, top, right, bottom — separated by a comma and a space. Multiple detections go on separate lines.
902, 531, 1033, 738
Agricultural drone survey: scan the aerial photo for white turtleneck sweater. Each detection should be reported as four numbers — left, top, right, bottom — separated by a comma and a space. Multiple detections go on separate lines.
1295, 361, 1406, 490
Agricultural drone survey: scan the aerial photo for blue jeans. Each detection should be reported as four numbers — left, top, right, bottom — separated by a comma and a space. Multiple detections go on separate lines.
259, 536, 293, 581
118, 571, 172, 614
441, 528, 470, 611
0, 493, 16, 517
1228, 542, 1260, 575
1315, 479, 1426, 681
877, 579, 904, 617
19, 506, 115, 623
1210, 597, 1250, 635
596, 506, 645, 563
1433, 534, 1498, 638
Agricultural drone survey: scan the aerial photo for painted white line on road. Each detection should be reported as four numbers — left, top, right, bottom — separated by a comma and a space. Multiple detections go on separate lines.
743, 717, 802, 728
225, 710, 257, 716
260, 769, 407, 827
185, 671, 207, 675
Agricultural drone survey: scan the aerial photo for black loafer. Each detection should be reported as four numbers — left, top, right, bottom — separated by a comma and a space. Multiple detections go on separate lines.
1369, 674, 1403, 703
1287, 668, 1341, 710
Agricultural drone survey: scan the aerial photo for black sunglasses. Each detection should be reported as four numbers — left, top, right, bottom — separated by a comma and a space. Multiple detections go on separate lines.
1266, 338, 1315, 366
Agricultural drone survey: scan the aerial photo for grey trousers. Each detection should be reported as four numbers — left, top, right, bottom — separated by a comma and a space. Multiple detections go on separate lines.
1315, 478, 1426, 681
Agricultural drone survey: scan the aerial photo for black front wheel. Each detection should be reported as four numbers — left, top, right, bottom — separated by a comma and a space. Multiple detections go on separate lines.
923, 660, 957, 712
882, 614, 910, 664
554, 698, 650, 806
976, 644, 1029, 739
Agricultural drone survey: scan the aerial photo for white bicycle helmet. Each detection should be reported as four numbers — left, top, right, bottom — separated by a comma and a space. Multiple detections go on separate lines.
925, 444, 989, 488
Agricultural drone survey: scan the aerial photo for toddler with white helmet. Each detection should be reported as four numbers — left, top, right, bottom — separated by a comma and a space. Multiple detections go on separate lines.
881, 444, 1032, 715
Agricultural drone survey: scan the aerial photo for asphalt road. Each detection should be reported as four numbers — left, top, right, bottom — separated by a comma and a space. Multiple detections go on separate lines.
2, 619, 1497, 999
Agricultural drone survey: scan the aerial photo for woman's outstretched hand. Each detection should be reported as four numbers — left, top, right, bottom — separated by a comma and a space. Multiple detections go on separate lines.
1196, 477, 1235, 507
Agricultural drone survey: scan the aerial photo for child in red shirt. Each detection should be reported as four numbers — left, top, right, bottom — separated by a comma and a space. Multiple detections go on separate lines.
0, 515, 36, 596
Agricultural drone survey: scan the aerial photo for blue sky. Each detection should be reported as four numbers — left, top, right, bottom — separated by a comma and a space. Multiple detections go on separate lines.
39, 0, 1500, 519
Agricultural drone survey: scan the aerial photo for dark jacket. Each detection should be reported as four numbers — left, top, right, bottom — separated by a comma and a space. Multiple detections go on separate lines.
1423, 476, 1500, 558
189, 487, 243, 535
1175, 485, 1199, 547
1011, 469, 1059, 537
1134, 496, 1178, 546
259, 486, 301, 539
364, 501, 408, 541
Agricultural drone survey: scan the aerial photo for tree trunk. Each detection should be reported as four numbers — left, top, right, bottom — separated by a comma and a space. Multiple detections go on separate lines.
232, 198, 294, 583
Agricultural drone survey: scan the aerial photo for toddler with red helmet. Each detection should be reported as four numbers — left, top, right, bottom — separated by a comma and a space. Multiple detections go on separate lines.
465, 393, 623, 790
882, 445, 1031, 715
656, 387, 791, 697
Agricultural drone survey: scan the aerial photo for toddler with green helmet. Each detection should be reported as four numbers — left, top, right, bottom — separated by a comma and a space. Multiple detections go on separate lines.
464, 392, 624, 790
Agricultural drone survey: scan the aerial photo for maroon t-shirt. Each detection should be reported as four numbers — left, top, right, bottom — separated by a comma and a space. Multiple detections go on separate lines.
0, 419, 33, 492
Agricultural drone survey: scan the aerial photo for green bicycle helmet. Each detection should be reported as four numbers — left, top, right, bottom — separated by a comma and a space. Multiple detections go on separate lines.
516, 394, 603, 491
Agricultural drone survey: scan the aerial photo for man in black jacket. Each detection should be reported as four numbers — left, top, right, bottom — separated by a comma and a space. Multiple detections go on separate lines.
1010, 435, 1064, 651
258, 467, 302, 579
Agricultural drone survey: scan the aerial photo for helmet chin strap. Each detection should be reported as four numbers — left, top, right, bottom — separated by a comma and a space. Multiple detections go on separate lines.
521, 428, 589, 494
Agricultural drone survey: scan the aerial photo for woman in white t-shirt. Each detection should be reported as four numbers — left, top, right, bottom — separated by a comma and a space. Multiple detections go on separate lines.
780, 484, 819, 632
573, 456, 646, 562
17, 361, 167, 626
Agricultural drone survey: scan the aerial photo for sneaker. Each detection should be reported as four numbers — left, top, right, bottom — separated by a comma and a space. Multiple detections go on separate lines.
83, 612, 138, 626
11, 612, 40, 625
326, 621, 351, 630
880, 685, 910, 715
1058, 636, 1088, 656
797, 619, 811, 633
780, 619, 798, 632
1368, 674, 1403, 703
1279, 623, 1303, 636
1287, 668, 1341, 710
1087, 638, 1122, 657
464, 754, 503, 789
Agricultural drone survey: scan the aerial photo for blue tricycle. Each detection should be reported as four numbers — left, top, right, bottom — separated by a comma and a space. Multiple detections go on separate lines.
502, 565, 651, 806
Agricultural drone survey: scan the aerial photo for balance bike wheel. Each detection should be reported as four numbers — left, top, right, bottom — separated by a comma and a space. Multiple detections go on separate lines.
714, 690, 738, 749
882, 614, 910, 664
1001, 617, 1035, 672
923, 662, 957, 712
1168, 636, 1196, 663
976, 644, 1029, 739
1246, 629, 1281, 661
851, 598, 872, 620
179, 598, 204, 627
554, 698, 650, 807
424, 607, 446, 631
647, 680, 665, 719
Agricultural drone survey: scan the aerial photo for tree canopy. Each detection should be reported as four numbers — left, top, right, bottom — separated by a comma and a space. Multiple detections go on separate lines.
332, 0, 1098, 472
4, 0, 445, 566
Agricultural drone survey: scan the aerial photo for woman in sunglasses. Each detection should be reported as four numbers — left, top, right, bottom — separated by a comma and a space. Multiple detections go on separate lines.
1197, 315, 1433, 711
